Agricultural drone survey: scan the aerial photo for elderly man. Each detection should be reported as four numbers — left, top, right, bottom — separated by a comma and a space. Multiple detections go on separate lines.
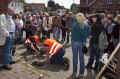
42, 13, 52, 38
2, 7, 16, 70
0, 8, 9, 67
0, 0, 11, 69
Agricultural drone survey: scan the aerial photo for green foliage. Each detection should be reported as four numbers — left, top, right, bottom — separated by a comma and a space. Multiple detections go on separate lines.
71, 3, 79, 14
20, 0, 25, 3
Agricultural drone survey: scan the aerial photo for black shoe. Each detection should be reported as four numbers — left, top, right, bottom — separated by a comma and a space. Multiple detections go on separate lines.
10, 61, 16, 65
93, 67, 99, 73
85, 65, 93, 69
2, 65, 12, 70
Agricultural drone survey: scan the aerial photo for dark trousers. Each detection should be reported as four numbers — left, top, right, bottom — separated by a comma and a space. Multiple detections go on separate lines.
2, 33, 15, 66
66, 31, 70, 43
50, 47, 65, 65
87, 44, 100, 69
62, 29, 66, 41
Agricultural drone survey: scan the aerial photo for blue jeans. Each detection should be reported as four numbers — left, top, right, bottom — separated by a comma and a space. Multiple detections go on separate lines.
17, 28, 23, 41
53, 27, 60, 41
2, 33, 15, 66
87, 44, 100, 68
113, 39, 119, 47
72, 40, 85, 75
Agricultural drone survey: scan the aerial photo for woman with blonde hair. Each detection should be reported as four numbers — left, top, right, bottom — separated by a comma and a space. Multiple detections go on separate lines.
71, 12, 91, 79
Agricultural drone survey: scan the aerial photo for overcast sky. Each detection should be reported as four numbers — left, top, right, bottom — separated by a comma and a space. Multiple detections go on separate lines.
25, 0, 80, 9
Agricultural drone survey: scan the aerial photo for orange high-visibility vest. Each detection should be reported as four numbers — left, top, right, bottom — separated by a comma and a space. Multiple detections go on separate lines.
44, 39, 63, 56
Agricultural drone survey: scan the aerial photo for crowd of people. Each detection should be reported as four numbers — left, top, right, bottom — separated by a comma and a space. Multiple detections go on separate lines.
0, 1, 120, 79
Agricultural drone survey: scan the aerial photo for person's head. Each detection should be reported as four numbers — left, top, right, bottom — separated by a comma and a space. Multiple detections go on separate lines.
7, 7, 15, 16
76, 12, 86, 24
32, 15, 36, 20
106, 17, 113, 24
15, 14, 19, 19
91, 14, 101, 23
114, 15, 120, 24
68, 12, 73, 17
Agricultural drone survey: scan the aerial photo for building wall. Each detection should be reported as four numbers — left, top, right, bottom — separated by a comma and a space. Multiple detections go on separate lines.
8, 0, 24, 13
0, 0, 11, 10
25, 3, 45, 12
80, 0, 120, 13
80, 0, 87, 7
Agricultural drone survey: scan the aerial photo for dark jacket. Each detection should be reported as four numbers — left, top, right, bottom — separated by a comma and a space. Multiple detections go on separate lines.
65, 16, 74, 31
52, 16, 62, 28
112, 23, 120, 40
90, 21, 104, 44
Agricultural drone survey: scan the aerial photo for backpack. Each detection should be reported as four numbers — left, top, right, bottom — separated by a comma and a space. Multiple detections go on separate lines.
99, 31, 108, 50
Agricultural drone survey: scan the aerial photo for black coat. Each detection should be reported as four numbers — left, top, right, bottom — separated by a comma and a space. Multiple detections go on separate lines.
112, 23, 120, 40
90, 21, 104, 44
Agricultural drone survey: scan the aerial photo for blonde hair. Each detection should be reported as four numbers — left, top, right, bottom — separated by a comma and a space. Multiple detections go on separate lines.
114, 15, 120, 24
76, 13, 86, 28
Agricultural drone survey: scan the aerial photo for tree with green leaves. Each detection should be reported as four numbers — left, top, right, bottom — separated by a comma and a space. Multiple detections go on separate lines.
20, 0, 25, 3
71, 3, 79, 14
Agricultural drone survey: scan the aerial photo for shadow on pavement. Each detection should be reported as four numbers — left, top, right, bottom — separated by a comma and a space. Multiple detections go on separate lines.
20, 50, 70, 72
0, 67, 4, 72
32, 63, 66, 72
31, 57, 70, 72
64, 43, 71, 48
17, 46, 25, 50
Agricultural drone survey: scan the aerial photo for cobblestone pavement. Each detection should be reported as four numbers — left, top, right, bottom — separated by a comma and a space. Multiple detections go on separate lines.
0, 43, 104, 79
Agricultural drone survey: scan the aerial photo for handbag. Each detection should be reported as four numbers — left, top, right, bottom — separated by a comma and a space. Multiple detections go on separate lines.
82, 46, 88, 54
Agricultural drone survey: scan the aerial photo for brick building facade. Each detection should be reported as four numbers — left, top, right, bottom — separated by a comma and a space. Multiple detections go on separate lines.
80, 0, 120, 14
25, 3, 45, 12
8, 0, 24, 13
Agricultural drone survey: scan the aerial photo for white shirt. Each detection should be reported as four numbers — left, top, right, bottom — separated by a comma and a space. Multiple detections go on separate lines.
19, 19, 24, 29
0, 14, 9, 45
7, 15, 16, 32
16, 19, 23, 29
43, 17, 52, 31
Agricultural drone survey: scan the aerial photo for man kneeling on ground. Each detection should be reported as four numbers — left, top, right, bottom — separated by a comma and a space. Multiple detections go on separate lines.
43, 38, 66, 65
